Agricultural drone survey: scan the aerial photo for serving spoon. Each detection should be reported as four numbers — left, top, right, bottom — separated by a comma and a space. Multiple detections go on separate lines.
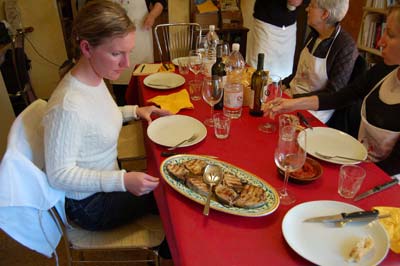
202, 164, 222, 216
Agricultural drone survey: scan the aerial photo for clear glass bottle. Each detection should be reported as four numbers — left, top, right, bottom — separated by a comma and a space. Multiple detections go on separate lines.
206, 25, 219, 60
249, 53, 267, 117
223, 83, 243, 119
226, 43, 245, 84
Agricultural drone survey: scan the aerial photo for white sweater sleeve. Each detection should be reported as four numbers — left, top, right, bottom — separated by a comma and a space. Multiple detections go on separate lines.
44, 107, 126, 194
119, 105, 139, 122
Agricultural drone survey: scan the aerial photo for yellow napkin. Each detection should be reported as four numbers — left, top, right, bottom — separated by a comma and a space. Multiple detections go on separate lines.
147, 89, 194, 114
373, 206, 400, 253
159, 63, 175, 72
196, 0, 219, 14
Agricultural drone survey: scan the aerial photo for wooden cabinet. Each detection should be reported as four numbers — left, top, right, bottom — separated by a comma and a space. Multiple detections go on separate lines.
190, 0, 249, 57
357, 1, 391, 64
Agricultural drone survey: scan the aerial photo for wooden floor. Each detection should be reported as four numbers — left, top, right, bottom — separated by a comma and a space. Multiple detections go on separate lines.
0, 230, 173, 266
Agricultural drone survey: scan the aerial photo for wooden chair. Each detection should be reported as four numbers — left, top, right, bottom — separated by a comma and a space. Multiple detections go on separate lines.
154, 22, 202, 62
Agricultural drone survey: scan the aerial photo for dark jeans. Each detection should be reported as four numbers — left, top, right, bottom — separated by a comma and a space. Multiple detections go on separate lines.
65, 192, 158, 231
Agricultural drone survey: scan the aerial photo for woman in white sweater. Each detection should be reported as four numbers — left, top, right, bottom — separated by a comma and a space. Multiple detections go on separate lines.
44, 0, 169, 230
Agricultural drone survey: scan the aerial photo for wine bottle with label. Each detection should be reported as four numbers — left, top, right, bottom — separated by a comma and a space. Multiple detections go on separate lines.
249, 53, 267, 116
212, 43, 226, 110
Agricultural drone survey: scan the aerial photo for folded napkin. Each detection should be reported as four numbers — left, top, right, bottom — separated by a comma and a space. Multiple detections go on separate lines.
373, 206, 400, 253
159, 63, 175, 72
147, 89, 194, 114
133, 63, 161, 76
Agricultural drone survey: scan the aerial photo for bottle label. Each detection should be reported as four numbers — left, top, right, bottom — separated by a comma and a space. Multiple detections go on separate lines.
224, 90, 243, 110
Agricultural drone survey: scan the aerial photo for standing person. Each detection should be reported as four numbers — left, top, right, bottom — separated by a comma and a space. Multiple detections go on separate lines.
265, 4, 400, 176
248, 0, 304, 79
44, 1, 170, 232
284, 0, 358, 123
112, 0, 166, 85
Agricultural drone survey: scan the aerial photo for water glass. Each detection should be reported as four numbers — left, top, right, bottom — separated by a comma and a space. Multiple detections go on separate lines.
188, 80, 202, 101
178, 57, 189, 75
338, 164, 366, 198
213, 113, 231, 139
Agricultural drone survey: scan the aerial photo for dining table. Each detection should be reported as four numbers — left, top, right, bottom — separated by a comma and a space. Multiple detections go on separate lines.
126, 68, 400, 266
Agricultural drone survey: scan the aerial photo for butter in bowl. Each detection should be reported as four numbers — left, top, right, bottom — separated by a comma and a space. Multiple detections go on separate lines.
277, 157, 323, 184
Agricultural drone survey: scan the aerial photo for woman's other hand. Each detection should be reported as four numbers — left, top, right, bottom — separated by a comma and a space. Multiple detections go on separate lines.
263, 96, 319, 118
136, 105, 171, 123
123, 172, 159, 196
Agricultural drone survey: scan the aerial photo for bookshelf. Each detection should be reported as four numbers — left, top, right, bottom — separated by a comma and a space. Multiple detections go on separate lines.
357, 0, 394, 64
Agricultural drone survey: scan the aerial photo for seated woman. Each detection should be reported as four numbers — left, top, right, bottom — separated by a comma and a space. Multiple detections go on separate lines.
283, 0, 358, 123
266, 4, 400, 176
43, 1, 170, 231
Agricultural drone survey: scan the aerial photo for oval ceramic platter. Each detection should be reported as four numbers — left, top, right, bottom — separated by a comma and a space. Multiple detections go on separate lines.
160, 154, 280, 217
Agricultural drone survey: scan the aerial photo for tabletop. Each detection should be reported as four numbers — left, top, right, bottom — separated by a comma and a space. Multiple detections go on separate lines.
127, 70, 400, 266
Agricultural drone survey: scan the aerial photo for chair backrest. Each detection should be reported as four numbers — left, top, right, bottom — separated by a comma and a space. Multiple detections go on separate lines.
154, 23, 202, 62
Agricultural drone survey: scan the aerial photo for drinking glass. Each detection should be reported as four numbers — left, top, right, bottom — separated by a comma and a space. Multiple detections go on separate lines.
274, 125, 306, 205
259, 75, 282, 133
188, 50, 203, 81
202, 77, 223, 127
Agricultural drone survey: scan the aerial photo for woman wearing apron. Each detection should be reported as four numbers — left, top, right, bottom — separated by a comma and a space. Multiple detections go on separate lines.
284, 0, 358, 123
265, 4, 400, 176
113, 0, 166, 85
248, 0, 304, 79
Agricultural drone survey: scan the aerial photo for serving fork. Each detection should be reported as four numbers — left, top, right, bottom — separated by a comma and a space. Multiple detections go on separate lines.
167, 134, 198, 151
315, 152, 365, 162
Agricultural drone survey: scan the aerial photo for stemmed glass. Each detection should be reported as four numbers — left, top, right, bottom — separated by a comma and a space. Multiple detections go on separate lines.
259, 75, 282, 133
202, 77, 223, 127
188, 50, 203, 81
196, 35, 208, 59
274, 125, 307, 205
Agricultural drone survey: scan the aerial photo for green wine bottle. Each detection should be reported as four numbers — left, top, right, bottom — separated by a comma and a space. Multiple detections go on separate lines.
212, 43, 226, 110
249, 53, 266, 116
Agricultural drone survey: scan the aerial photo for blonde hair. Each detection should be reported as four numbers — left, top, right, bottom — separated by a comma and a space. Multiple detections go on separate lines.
388, 4, 400, 26
71, 0, 135, 57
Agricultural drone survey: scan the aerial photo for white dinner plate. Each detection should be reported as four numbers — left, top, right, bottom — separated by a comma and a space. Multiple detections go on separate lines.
172, 56, 197, 66
147, 115, 207, 147
143, 72, 185, 89
298, 127, 368, 164
282, 201, 389, 266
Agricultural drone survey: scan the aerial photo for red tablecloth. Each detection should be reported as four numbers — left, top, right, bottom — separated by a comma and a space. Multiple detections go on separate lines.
127, 71, 400, 266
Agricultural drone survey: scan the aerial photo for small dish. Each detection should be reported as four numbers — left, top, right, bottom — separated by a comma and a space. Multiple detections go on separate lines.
277, 157, 323, 184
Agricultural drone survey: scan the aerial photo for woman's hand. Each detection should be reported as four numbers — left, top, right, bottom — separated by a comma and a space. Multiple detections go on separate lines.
136, 106, 171, 123
143, 14, 156, 30
123, 172, 159, 196
263, 96, 319, 118
287, 0, 303, 7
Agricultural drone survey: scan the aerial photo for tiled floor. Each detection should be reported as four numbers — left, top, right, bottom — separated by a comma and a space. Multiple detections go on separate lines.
0, 230, 173, 266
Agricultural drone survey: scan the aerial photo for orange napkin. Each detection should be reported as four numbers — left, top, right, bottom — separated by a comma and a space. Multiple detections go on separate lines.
373, 206, 400, 253
147, 89, 194, 114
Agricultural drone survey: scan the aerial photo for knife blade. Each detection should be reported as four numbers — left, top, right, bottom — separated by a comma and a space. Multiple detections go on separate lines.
354, 179, 398, 201
303, 210, 380, 223
161, 151, 218, 159
296, 112, 313, 130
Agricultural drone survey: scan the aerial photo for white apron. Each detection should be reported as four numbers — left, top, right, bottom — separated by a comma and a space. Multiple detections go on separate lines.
289, 27, 341, 123
112, 0, 154, 85
358, 70, 400, 162
249, 18, 296, 79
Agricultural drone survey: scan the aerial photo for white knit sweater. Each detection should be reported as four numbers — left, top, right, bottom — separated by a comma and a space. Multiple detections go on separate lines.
43, 72, 138, 200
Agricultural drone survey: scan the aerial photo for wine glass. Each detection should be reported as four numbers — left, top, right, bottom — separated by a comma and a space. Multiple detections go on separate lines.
202, 77, 223, 127
259, 75, 282, 133
196, 35, 208, 59
274, 125, 307, 205
188, 50, 203, 81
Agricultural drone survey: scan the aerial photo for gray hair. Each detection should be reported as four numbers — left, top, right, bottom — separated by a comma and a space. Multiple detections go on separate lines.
315, 0, 349, 25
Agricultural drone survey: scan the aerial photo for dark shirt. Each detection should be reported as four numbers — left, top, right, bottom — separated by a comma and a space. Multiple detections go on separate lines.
253, 0, 299, 27
285, 25, 358, 94
318, 63, 400, 175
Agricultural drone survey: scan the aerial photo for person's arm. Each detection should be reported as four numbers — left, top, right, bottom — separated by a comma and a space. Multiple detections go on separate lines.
143, 1, 164, 30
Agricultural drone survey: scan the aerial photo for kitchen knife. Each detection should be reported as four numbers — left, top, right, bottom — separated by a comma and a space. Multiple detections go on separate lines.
296, 112, 313, 130
161, 151, 218, 158
303, 210, 380, 223
354, 179, 398, 201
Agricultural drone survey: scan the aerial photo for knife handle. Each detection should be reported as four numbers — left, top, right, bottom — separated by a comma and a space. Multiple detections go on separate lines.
296, 112, 312, 128
373, 179, 398, 192
342, 210, 379, 220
